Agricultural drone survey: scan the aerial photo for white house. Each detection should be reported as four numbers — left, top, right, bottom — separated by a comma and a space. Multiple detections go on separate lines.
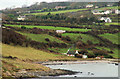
75, 50, 79, 54
95, 6, 99, 8
55, 6, 66, 9
99, 17, 112, 23
115, 9, 120, 14
82, 55, 88, 59
17, 15, 25, 21
86, 4, 94, 8
56, 30, 66, 33
104, 10, 112, 14
92, 10, 104, 15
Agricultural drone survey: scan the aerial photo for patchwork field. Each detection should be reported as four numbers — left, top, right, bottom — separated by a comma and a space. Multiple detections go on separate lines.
96, 46, 119, 58
19, 32, 64, 43
5, 24, 92, 32
99, 32, 119, 44
26, 8, 88, 15
62, 33, 100, 44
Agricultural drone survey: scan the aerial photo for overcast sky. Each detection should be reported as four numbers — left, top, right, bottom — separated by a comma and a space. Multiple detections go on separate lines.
0, 0, 69, 10
0, 0, 119, 10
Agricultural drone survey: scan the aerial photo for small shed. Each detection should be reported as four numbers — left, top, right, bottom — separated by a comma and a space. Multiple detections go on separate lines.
56, 30, 66, 34
82, 55, 88, 59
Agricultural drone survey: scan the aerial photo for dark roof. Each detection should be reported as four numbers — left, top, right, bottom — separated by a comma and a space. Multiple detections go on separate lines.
67, 51, 75, 55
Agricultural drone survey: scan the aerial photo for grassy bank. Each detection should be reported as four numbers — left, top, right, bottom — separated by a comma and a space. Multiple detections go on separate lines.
2, 44, 77, 77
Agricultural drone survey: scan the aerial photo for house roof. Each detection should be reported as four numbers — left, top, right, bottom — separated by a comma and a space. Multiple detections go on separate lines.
67, 51, 75, 55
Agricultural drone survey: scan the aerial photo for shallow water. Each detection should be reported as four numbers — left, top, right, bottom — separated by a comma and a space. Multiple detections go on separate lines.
46, 62, 118, 77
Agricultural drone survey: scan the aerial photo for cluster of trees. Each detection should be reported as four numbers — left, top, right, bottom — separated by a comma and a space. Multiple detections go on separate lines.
2, 28, 68, 50
2, 28, 28, 46
75, 49, 113, 58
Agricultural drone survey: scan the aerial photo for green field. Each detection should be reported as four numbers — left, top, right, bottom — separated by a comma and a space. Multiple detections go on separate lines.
104, 22, 120, 26
5, 24, 92, 32
96, 46, 119, 58
99, 32, 119, 44
62, 33, 100, 44
2, 44, 76, 73
19, 32, 64, 43
95, 6, 119, 10
26, 8, 88, 15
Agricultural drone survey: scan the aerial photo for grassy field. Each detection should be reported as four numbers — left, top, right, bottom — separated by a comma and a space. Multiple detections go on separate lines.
19, 32, 64, 43
99, 32, 119, 44
2, 44, 76, 74
5, 24, 92, 32
104, 22, 120, 26
96, 46, 119, 58
95, 6, 119, 10
62, 33, 100, 44
26, 8, 88, 15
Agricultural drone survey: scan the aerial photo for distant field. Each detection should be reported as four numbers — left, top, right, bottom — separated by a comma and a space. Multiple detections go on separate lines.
5, 24, 91, 32
26, 8, 88, 15
62, 33, 100, 44
19, 32, 64, 43
95, 6, 119, 10
104, 22, 120, 26
99, 32, 119, 44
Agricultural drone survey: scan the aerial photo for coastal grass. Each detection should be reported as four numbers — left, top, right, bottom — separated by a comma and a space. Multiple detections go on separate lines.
19, 32, 64, 43
99, 32, 119, 44
62, 33, 100, 44
5, 24, 91, 32
2, 44, 75, 61
26, 8, 88, 15
2, 44, 77, 74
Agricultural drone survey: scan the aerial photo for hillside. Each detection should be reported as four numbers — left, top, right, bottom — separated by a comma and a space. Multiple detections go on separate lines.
2, 44, 76, 77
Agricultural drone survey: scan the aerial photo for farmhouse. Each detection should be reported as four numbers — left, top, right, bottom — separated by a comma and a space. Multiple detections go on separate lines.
86, 4, 94, 8
56, 30, 66, 33
115, 9, 120, 14
92, 10, 112, 15
17, 15, 26, 21
99, 17, 112, 23
67, 51, 75, 56
82, 55, 88, 59
55, 6, 66, 9
104, 10, 112, 14
92, 10, 104, 15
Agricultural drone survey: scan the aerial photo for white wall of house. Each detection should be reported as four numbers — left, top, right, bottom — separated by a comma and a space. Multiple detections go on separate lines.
83, 55, 88, 59
115, 9, 120, 14
56, 30, 66, 33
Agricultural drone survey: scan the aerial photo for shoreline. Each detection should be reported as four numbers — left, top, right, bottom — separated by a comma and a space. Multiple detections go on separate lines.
41, 59, 119, 65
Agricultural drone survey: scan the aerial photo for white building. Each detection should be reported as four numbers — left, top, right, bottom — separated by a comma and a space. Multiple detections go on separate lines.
82, 55, 88, 59
99, 17, 112, 23
115, 9, 120, 14
75, 50, 79, 54
17, 15, 25, 21
56, 30, 66, 33
86, 4, 94, 8
55, 6, 66, 9
104, 10, 112, 14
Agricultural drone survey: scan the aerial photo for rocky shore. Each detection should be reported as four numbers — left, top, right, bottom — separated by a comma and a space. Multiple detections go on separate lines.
3, 69, 78, 79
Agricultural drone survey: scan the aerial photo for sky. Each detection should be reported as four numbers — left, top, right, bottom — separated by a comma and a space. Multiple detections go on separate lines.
0, 0, 68, 10
0, 0, 119, 10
